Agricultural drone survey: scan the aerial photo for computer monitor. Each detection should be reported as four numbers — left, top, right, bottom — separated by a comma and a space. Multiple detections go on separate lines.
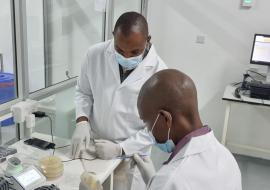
250, 34, 270, 82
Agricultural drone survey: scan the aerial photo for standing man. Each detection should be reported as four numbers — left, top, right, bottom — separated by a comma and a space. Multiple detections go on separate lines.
71, 12, 167, 189
134, 69, 242, 190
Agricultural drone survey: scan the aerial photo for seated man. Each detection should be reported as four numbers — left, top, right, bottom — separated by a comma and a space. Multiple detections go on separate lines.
133, 69, 242, 190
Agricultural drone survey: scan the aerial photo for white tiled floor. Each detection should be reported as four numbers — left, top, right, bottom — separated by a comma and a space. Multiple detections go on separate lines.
235, 154, 270, 190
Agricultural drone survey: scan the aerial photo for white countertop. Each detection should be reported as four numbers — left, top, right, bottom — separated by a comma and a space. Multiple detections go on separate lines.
222, 84, 270, 106
0, 133, 121, 190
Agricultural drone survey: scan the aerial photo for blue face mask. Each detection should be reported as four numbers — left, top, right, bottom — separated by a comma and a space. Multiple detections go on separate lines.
115, 50, 144, 70
149, 114, 175, 153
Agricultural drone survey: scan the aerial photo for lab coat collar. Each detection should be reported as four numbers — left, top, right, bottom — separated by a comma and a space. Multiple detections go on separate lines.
169, 131, 217, 164
164, 126, 211, 164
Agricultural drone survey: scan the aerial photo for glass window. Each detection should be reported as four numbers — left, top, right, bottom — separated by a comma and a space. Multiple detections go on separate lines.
26, 0, 104, 93
113, 0, 142, 28
0, 116, 16, 145
35, 86, 76, 139
26, 0, 45, 93
0, 0, 17, 104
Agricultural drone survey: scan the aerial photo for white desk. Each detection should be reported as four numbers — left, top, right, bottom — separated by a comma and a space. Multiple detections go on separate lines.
222, 85, 270, 154
0, 133, 121, 190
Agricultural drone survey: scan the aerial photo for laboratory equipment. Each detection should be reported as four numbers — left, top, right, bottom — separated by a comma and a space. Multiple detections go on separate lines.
249, 80, 270, 99
10, 165, 46, 190
39, 156, 63, 180
34, 184, 59, 190
0, 146, 17, 161
11, 100, 38, 139
0, 177, 9, 190
24, 138, 55, 150
250, 34, 270, 82
79, 172, 103, 190
115, 154, 148, 160
0, 146, 17, 163
5, 157, 23, 177
234, 73, 270, 100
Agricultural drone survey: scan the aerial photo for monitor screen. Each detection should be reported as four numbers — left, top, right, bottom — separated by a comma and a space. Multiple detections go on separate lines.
250, 34, 270, 66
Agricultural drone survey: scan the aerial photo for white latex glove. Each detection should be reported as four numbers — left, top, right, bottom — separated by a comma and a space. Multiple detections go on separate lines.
79, 172, 103, 190
71, 121, 91, 159
133, 154, 156, 185
80, 148, 96, 160
94, 139, 122, 160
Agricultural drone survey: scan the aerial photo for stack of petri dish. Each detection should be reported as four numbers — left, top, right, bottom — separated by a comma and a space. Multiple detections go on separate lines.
39, 156, 64, 180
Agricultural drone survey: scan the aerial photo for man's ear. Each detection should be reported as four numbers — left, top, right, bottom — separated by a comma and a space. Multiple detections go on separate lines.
159, 110, 172, 129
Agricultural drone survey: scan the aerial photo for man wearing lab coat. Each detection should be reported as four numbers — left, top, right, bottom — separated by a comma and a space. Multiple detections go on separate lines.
71, 12, 167, 190
133, 69, 242, 190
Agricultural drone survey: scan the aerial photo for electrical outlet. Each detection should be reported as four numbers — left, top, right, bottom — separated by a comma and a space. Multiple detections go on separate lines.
196, 35, 205, 44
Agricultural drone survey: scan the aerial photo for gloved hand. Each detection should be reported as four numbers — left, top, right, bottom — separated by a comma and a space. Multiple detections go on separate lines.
94, 139, 122, 160
71, 121, 91, 159
79, 172, 103, 190
80, 148, 96, 160
132, 154, 156, 185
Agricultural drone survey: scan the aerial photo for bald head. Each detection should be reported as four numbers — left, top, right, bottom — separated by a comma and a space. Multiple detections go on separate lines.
140, 69, 198, 112
138, 69, 202, 144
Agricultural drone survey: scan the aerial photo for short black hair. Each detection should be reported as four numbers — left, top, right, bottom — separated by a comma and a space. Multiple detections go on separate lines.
113, 12, 148, 37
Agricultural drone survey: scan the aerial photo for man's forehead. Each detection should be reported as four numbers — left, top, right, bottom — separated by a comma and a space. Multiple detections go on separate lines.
115, 26, 147, 39
114, 24, 147, 36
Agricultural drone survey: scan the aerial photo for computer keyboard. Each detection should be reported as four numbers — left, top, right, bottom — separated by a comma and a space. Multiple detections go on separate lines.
34, 184, 60, 190
0, 177, 9, 190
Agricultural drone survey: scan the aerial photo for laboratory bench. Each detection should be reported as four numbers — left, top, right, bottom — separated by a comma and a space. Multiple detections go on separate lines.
222, 84, 270, 160
0, 133, 121, 190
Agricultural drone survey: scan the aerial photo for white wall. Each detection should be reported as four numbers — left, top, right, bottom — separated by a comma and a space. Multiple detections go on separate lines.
0, 0, 14, 73
147, 0, 270, 163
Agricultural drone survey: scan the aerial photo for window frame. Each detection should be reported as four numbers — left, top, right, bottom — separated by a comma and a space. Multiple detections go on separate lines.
0, 0, 23, 116
0, 0, 146, 140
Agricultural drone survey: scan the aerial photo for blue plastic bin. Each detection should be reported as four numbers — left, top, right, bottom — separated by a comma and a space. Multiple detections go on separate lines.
0, 72, 15, 104
0, 117, 15, 127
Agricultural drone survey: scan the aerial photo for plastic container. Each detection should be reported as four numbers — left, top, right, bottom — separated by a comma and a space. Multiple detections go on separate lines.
39, 156, 64, 180
0, 117, 15, 127
0, 73, 15, 104
5, 157, 23, 177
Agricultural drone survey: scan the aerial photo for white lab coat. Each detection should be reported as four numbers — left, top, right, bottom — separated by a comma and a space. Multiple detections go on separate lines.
148, 131, 242, 190
75, 39, 167, 190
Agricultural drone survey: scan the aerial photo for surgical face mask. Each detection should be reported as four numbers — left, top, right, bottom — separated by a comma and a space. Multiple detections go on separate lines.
115, 50, 144, 70
149, 114, 175, 153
